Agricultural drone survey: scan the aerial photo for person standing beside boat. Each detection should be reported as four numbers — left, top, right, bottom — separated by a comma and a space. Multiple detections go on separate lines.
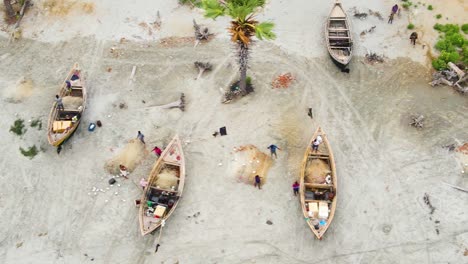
152, 146, 162, 157
292, 181, 300, 196
55, 95, 64, 111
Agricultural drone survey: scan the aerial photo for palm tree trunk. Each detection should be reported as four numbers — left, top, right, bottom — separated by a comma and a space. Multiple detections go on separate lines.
238, 42, 249, 95
4, 0, 15, 17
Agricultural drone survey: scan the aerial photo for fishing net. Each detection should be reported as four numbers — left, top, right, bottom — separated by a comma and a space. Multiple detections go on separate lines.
230, 145, 272, 185
154, 169, 179, 189
305, 159, 331, 184
62, 96, 83, 110
105, 139, 147, 174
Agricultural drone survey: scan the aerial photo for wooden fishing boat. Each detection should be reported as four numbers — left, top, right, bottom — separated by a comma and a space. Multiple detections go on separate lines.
325, 1, 353, 69
47, 63, 86, 147
300, 127, 337, 239
139, 135, 186, 236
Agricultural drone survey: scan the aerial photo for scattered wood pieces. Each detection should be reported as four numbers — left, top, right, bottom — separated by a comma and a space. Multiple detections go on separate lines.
352, 7, 368, 20
409, 114, 424, 128
360, 26, 376, 37
151, 11, 162, 30
194, 61, 213, 80
271, 73, 295, 89
368, 9, 384, 20
364, 51, 384, 64
129, 66, 137, 81
430, 63, 468, 93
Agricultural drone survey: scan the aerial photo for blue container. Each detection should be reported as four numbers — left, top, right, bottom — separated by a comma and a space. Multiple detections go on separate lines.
88, 123, 96, 131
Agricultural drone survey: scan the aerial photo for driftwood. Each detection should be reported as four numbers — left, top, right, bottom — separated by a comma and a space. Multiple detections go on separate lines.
352, 8, 368, 20
194, 61, 213, 80
193, 19, 212, 47
129, 66, 137, 82
160, 93, 185, 111
151, 11, 162, 29
14, 0, 30, 29
409, 114, 424, 128
360, 26, 376, 37
430, 63, 467, 93
442, 182, 468, 193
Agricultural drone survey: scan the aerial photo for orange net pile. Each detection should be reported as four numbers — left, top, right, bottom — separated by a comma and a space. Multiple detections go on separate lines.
230, 145, 272, 185
271, 73, 295, 89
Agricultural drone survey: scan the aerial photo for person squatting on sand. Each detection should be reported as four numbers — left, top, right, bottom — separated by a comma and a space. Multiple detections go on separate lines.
267, 144, 281, 158
152, 146, 162, 157
254, 175, 262, 190
410, 32, 418, 46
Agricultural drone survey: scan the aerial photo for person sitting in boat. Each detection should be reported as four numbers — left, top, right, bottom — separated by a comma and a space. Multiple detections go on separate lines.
311, 135, 323, 152
66, 80, 72, 93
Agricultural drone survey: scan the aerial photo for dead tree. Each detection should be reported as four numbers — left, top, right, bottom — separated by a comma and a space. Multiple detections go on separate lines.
430, 63, 467, 93
193, 19, 212, 47
194, 61, 213, 80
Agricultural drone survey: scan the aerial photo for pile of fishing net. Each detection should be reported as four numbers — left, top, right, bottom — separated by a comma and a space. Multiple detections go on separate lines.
230, 145, 272, 185
154, 169, 179, 189
105, 139, 147, 174
62, 96, 83, 109
305, 159, 331, 184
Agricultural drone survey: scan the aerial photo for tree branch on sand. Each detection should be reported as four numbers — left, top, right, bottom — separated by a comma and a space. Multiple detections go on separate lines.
194, 61, 213, 80
4, 0, 14, 18
409, 114, 424, 128
430, 62, 467, 94
193, 19, 213, 47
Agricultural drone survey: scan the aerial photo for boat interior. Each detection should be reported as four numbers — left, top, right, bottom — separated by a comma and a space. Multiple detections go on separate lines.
304, 147, 335, 234
142, 164, 181, 230
328, 19, 351, 59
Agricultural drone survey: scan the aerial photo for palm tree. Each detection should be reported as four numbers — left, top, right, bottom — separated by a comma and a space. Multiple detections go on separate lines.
201, 0, 275, 95
4, 0, 15, 18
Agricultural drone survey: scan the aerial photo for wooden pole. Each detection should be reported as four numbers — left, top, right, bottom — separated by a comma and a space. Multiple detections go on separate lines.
154, 220, 166, 253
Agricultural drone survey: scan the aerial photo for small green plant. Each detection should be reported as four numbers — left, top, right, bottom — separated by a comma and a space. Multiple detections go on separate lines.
462, 24, 468, 34
246, 76, 252, 85
178, 0, 201, 7
30, 119, 42, 130
10, 119, 26, 136
427, 5, 433, 11
407, 23, 415, 30
20, 145, 39, 159
402, 1, 413, 9
436, 14, 442, 19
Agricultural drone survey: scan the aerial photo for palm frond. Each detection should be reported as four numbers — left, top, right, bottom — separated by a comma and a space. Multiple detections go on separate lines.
201, 0, 226, 19
255, 21, 276, 40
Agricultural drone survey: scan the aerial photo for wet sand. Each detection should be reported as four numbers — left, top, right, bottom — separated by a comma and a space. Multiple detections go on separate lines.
0, 0, 467, 263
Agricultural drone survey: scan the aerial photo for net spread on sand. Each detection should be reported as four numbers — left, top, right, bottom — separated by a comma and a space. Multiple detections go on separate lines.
154, 169, 179, 189
231, 145, 272, 184
105, 139, 147, 174
305, 159, 331, 184
62, 96, 83, 110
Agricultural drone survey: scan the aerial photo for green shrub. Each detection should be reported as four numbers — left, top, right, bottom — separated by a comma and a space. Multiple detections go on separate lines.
436, 14, 442, 19
402, 2, 412, 9
10, 119, 26, 136
447, 33, 466, 47
20, 145, 39, 159
407, 23, 415, 30
432, 23, 468, 70
30, 119, 42, 130
432, 58, 447, 70
462, 24, 468, 34
427, 5, 433, 10
435, 39, 455, 52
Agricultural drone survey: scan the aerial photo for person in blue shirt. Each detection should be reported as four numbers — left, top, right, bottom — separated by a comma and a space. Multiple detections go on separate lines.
267, 144, 281, 158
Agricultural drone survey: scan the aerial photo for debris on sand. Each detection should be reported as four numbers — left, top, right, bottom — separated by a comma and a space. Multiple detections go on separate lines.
364, 51, 384, 64
368, 9, 384, 20
423, 193, 436, 215
442, 143, 456, 151
430, 62, 467, 94
119, 102, 127, 109
360, 26, 376, 37
43, 0, 94, 16
194, 61, 213, 80
266, 220, 273, 225
150, 11, 162, 30
159, 37, 194, 47
456, 143, 468, 154
3, 77, 33, 103
352, 7, 368, 20
409, 114, 424, 128
271, 73, 295, 89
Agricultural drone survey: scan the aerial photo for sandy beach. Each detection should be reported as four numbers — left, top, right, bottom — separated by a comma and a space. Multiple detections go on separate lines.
0, 0, 467, 263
